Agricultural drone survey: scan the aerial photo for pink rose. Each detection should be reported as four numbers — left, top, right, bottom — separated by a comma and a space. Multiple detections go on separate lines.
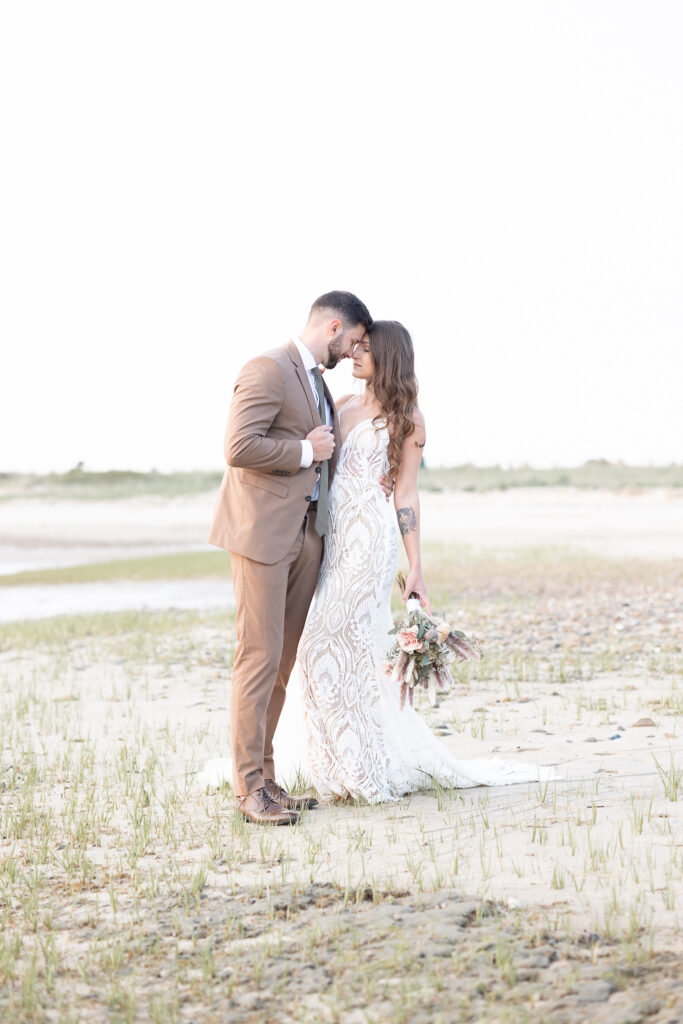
397, 626, 423, 653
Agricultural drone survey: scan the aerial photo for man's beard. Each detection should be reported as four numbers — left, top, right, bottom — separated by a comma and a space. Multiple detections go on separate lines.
322, 334, 345, 370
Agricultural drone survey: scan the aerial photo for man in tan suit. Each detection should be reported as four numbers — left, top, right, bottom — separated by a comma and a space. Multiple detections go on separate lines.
209, 291, 373, 824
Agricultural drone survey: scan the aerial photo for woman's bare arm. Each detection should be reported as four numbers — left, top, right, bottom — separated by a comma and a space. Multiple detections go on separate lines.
393, 410, 430, 614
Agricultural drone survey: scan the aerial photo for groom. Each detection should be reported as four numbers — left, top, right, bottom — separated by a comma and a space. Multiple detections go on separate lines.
209, 291, 373, 824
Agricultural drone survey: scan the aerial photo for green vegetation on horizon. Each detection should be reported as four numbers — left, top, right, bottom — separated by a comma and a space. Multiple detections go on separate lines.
1, 460, 681, 501
420, 460, 683, 492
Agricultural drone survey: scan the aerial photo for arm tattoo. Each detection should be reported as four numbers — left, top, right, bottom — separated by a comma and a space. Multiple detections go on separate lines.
397, 506, 417, 536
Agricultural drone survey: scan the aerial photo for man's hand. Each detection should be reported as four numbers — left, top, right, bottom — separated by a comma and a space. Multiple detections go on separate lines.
403, 568, 431, 616
379, 473, 394, 502
307, 424, 335, 462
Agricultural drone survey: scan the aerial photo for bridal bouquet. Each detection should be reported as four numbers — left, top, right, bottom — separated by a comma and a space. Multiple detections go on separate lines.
387, 573, 482, 709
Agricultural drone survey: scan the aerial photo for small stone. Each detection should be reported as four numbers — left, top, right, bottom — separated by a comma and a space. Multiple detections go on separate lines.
534, 945, 558, 961
609, 734, 622, 740
431, 924, 463, 944
632, 717, 655, 727
237, 993, 267, 1011
585, 737, 599, 743
515, 968, 539, 982
449, 900, 481, 918
518, 954, 550, 968
263, 961, 292, 983
432, 942, 457, 957
576, 980, 616, 1003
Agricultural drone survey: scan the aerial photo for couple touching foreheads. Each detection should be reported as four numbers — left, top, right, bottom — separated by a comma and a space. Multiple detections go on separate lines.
204, 291, 555, 824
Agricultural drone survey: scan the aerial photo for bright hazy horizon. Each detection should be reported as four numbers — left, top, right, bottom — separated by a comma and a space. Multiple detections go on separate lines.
2, 1, 682, 473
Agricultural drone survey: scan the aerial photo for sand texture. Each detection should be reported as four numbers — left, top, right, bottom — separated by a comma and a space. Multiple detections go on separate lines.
0, 489, 681, 1020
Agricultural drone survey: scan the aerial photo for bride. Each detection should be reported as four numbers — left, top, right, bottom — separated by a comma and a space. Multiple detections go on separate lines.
284, 320, 558, 803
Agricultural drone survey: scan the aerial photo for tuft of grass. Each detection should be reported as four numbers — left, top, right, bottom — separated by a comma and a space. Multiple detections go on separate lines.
653, 755, 682, 802
0, 607, 233, 652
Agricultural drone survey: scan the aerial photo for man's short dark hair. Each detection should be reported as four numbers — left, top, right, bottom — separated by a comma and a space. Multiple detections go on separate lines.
310, 291, 372, 331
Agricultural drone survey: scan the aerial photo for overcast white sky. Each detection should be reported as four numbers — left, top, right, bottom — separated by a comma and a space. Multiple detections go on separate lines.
2, 1, 681, 472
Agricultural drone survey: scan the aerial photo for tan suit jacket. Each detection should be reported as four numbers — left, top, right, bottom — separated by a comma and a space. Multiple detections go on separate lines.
208, 341, 340, 564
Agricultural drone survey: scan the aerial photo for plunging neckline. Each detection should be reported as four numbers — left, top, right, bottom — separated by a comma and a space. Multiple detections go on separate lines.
340, 416, 378, 448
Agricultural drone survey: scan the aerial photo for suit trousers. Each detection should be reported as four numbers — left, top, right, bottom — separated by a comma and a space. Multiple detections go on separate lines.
229, 508, 322, 797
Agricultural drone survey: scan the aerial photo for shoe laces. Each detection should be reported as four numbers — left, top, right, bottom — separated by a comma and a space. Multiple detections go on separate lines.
266, 779, 286, 802
259, 786, 280, 810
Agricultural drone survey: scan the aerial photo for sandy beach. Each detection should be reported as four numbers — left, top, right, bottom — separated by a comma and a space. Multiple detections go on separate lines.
1, 485, 682, 557
0, 487, 681, 1020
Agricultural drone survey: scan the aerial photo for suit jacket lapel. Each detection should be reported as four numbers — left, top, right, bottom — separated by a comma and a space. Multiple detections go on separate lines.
286, 341, 320, 427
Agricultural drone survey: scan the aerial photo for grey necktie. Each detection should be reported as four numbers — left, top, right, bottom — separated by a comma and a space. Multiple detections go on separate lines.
311, 367, 329, 537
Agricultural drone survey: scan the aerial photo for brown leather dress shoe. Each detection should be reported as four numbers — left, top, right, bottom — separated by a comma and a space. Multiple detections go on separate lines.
264, 778, 318, 811
237, 787, 298, 826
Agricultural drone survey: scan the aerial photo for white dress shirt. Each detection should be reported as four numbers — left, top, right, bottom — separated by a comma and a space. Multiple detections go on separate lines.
294, 339, 332, 501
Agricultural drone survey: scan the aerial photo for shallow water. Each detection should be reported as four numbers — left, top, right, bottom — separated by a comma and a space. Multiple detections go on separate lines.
0, 578, 234, 623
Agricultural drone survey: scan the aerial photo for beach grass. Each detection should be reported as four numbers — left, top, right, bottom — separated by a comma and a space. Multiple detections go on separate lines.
0, 541, 670, 590
0, 550, 230, 587
0, 544, 681, 1020
0, 606, 234, 653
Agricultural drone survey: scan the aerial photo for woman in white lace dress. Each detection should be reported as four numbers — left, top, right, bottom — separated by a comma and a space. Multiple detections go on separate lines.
295, 321, 557, 803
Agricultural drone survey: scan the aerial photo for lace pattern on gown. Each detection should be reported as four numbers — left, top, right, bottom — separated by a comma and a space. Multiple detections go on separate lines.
297, 419, 559, 804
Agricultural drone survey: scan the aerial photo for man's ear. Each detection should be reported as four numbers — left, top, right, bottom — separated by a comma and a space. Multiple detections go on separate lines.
328, 318, 342, 336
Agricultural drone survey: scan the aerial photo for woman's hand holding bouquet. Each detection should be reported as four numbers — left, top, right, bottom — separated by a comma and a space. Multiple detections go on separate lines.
387, 573, 482, 709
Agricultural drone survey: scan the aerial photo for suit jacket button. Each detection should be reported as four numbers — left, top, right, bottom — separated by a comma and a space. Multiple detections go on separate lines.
315, 467, 321, 475
305, 495, 312, 501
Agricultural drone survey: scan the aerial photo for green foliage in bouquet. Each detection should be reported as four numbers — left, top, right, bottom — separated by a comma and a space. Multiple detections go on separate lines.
387, 573, 482, 709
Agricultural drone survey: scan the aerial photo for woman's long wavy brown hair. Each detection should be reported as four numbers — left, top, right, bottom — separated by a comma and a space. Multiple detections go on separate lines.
367, 320, 419, 479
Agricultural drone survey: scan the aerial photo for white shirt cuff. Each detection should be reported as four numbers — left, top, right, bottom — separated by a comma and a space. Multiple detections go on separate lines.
300, 439, 313, 468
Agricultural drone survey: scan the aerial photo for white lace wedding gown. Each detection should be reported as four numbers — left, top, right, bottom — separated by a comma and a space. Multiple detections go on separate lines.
291, 418, 560, 803
199, 418, 559, 798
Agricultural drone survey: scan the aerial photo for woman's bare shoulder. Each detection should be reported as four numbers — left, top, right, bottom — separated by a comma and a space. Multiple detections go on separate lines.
410, 408, 426, 449
335, 393, 356, 410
